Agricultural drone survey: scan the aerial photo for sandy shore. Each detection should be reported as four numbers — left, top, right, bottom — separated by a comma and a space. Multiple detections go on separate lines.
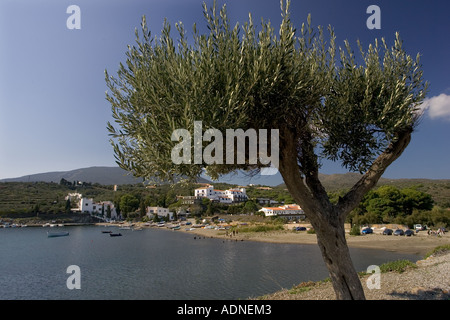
175, 225, 449, 256
98, 221, 449, 256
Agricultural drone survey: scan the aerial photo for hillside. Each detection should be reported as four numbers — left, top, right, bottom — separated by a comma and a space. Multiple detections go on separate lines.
0, 166, 211, 186
277, 173, 450, 208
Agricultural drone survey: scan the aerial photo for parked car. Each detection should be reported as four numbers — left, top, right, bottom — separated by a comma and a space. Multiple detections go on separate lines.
361, 227, 373, 234
404, 229, 414, 236
414, 224, 427, 232
393, 229, 404, 236
383, 228, 393, 235
294, 226, 306, 231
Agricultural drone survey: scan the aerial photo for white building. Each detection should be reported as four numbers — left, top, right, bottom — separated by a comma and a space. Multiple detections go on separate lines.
194, 185, 247, 203
259, 204, 305, 220
146, 206, 174, 220
66, 193, 119, 221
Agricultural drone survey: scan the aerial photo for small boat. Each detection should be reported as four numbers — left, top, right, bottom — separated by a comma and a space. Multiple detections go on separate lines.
47, 231, 69, 238
171, 225, 181, 230
119, 226, 132, 230
101, 230, 112, 233
109, 233, 122, 237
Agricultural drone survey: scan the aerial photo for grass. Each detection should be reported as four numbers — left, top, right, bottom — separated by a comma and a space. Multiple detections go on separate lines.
378, 259, 417, 273
287, 281, 317, 295
237, 224, 284, 233
424, 244, 450, 259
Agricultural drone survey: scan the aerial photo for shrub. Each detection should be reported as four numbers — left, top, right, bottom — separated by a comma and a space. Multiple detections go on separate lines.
238, 224, 284, 233
424, 244, 450, 259
379, 259, 417, 273
349, 224, 361, 236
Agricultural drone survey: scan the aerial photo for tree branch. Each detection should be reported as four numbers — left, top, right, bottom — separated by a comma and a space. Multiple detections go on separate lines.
336, 127, 413, 216
278, 128, 322, 217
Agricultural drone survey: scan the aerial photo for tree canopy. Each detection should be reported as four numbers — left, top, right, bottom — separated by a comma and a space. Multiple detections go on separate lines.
106, 1, 426, 183
105, 0, 428, 300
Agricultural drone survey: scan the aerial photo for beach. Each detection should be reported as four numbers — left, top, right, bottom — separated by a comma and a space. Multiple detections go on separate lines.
97, 219, 449, 256
96, 220, 450, 300
173, 222, 449, 300
175, 224, 449, 256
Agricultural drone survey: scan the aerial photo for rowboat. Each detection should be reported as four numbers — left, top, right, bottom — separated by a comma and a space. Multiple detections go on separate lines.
109, 233, 122, 237
47, 231, 69, 237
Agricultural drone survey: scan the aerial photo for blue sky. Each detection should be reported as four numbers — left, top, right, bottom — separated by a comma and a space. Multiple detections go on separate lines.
1, 0, 449, 185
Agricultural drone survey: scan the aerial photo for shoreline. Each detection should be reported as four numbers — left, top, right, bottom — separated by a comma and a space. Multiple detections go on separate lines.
97, 221, 450, 257
8, 218, 447, 257
180, 228, 449, 256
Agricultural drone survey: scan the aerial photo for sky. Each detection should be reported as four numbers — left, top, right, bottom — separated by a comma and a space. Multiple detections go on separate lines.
0, 0, 449, 185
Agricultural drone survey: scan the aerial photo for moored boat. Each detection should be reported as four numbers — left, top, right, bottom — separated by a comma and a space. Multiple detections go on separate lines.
47, 231, 69, 237
109, 233, 122, 237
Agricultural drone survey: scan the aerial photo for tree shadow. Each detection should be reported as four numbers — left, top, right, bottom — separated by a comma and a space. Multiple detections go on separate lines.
389, 288, 450, 300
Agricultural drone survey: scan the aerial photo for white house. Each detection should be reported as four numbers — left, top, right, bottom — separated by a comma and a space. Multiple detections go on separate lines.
66, 193, 119, 221
146, 206, 174, 220
194, 185, 247, 203
259, 204, 305, 220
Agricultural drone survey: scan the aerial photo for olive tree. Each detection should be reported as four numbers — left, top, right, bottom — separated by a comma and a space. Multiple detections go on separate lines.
105, 1, 427, 299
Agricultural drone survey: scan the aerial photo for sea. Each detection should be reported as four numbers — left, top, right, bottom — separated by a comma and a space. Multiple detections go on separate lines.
0, 225, 420, 300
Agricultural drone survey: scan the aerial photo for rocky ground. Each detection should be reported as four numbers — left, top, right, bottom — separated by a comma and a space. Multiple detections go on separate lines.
257, 251, 450, 300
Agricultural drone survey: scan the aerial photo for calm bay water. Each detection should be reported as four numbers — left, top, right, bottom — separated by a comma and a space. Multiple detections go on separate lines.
0, 226, 420, 300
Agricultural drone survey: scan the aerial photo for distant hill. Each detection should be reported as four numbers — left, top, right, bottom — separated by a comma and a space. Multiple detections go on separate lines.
276, 172, 450, 207
277, 172, 449, 190
0, 166, 211, 185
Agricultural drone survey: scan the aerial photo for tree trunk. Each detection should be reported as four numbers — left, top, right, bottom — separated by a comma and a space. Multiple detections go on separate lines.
312, 217, 366, 300
278, 128, 414, 300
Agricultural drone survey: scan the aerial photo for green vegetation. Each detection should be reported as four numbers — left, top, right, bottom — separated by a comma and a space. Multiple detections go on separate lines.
287, 281, 319, 295
424, 244, 450, 259
1, 180, 448, 230
237, 223, 284, 233
349, 224, 361, 236
347, 185, 449, 228
378, 259, 417, 273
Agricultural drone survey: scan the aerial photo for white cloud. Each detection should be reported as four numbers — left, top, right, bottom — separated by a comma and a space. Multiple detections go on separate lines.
419, 93, 450, 121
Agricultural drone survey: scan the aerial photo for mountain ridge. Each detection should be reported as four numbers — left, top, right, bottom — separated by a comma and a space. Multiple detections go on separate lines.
0, 166, 209, 185
2, 166, 449, 189
0, 166, 143, 185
